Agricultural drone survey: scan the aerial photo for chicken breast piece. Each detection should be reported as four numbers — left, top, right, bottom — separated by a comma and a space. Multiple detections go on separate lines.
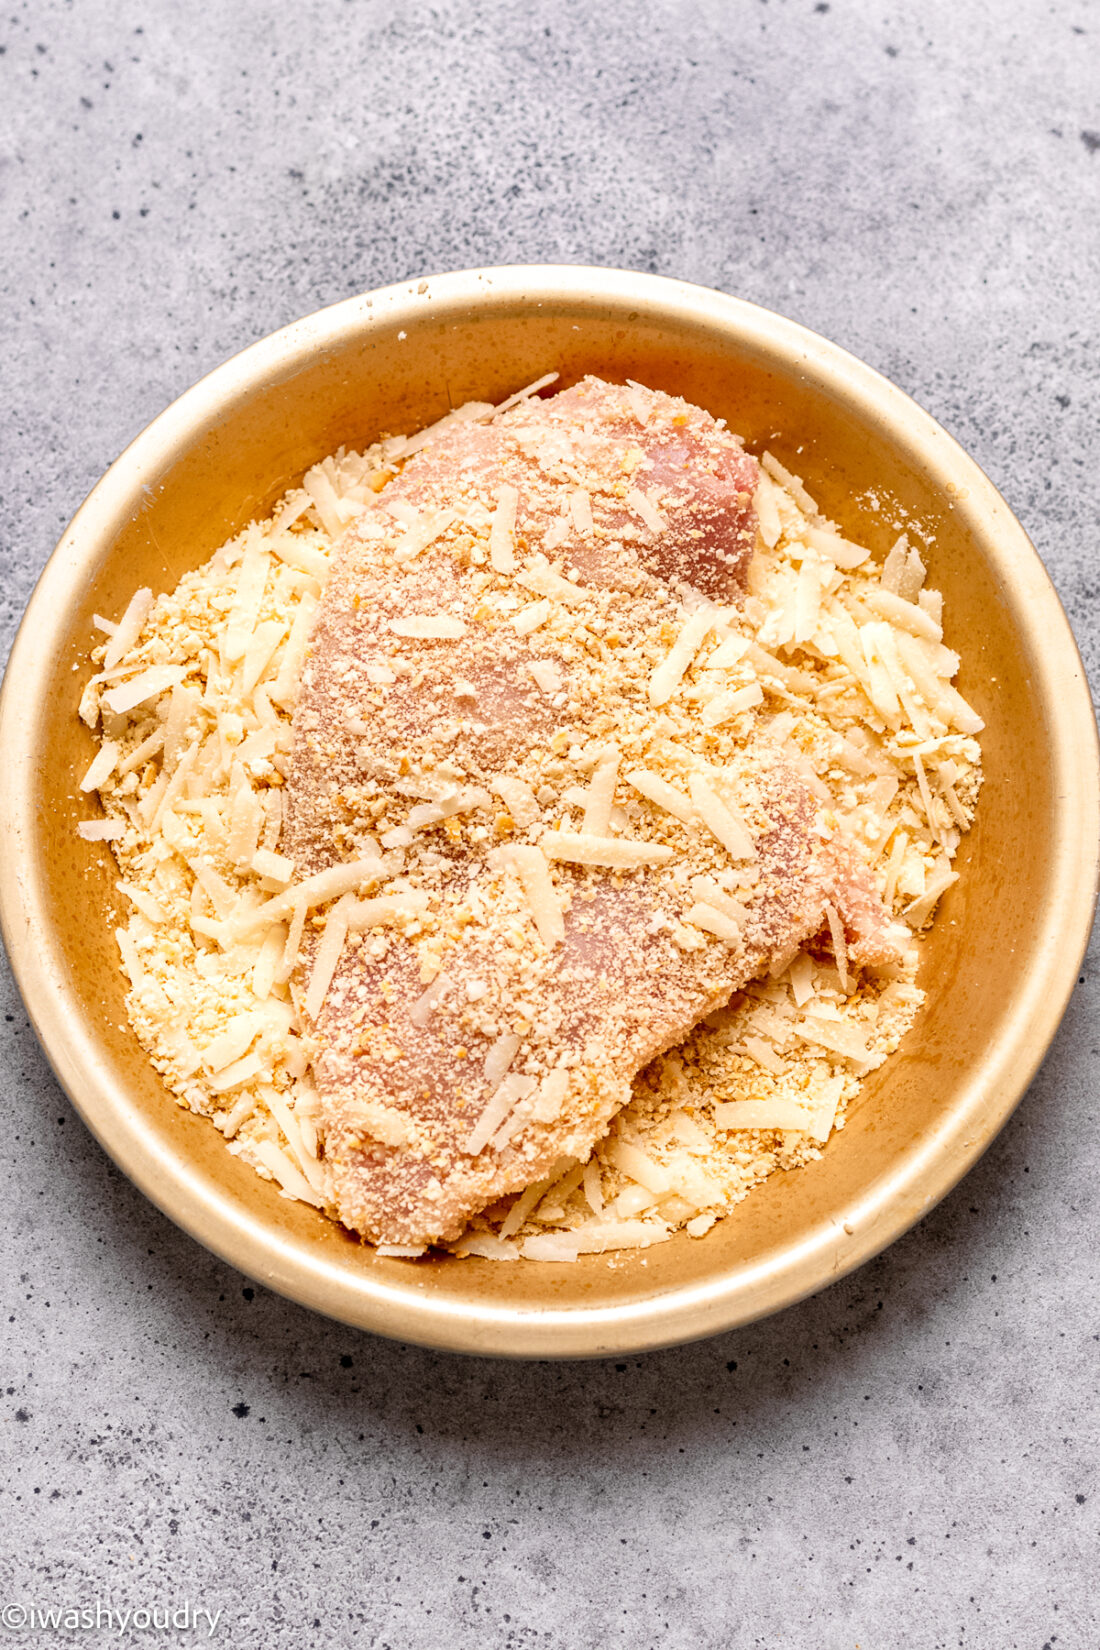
285, 376, 903, 1247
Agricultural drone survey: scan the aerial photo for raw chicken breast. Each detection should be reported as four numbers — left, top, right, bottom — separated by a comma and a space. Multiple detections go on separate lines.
284, 377, 903, 1246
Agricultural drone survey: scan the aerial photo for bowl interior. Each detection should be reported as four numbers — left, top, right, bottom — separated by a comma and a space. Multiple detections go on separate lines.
7, 271, 1094, 1354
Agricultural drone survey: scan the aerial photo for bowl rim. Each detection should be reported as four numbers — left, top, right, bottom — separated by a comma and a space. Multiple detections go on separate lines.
2, 263, 1097, 1358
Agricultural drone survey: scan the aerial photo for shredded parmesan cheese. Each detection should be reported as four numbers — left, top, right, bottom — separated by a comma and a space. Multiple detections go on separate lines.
493, 845, 564, 947
489, 483, 518, 574
580, 746, 621, 836
516, 555, 589, 606
626, 487, 666, 536
648, 606, 721, 706
102, 588, 154, 671
625, 768, 696, 825
540, 832, 675, 870
80, 739, 120, 793
569, 487, 594, 536
393, 508, 458, 564
101, 665, 188, 715
304, 892, 353, 1020
688, 774, 755, 860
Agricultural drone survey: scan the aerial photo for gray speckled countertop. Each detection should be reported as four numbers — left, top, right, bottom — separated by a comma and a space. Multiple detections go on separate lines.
2, 3, 1098, 1646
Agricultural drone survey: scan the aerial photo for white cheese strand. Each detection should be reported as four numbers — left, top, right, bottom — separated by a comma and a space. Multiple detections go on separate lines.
580, 746, 621, 837
495, 845, 564, 947
687, 775, 756, 861
540, 832, 674, 870
489, 484, 518, 574
304, 893, 354, 1021
648, 606, 720, 706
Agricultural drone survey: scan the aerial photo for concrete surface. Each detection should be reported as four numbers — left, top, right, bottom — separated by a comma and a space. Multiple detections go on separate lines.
2, 1, 1098, 1645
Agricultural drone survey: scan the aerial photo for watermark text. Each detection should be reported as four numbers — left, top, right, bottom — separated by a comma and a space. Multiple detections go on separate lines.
0, 1602, 222, 1638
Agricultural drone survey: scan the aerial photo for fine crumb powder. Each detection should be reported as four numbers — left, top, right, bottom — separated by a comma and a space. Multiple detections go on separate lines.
75, 380, 983, 1260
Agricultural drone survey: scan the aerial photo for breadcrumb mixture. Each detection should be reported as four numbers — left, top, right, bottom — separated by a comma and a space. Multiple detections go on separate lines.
76, 375, 982, 1261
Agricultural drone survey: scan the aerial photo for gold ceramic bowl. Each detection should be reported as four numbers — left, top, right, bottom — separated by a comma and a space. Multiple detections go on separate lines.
1, 267, 1096, 1357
